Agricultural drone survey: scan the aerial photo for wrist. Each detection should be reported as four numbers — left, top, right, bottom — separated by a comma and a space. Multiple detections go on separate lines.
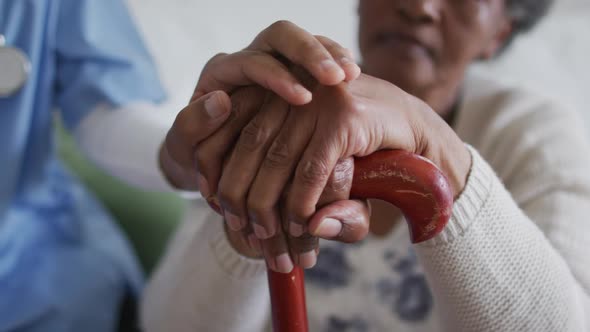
432, 136, 471, 198
413, 102, 471, 198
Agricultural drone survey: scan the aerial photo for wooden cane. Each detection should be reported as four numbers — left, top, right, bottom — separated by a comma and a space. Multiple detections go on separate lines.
268, 150, 455, 332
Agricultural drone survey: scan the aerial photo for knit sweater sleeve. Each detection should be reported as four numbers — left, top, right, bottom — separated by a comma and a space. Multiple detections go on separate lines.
140, 200, 271, 332
416, 97, 590, 331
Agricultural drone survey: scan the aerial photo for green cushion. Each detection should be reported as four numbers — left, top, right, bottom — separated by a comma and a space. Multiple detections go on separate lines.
56, 121, 185, 274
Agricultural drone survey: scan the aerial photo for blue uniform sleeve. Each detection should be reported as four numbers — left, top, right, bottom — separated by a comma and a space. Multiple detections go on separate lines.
55, 0, 166, 130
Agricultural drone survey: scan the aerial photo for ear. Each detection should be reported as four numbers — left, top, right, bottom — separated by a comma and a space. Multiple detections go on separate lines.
481, 17, 513, 59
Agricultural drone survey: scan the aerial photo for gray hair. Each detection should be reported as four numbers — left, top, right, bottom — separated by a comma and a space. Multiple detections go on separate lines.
503, 0, 555, 49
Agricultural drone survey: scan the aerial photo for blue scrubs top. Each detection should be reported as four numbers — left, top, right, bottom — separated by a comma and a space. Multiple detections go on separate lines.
0, 0, 166, 331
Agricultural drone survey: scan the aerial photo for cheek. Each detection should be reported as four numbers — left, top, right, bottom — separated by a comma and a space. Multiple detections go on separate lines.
437, 7, 495, 71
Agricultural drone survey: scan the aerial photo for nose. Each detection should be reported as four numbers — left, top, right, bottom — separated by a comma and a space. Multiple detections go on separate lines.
397, 0, 441, 24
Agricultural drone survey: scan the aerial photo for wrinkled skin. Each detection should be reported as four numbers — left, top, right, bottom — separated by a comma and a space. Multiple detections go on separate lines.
160, 0, 514, 272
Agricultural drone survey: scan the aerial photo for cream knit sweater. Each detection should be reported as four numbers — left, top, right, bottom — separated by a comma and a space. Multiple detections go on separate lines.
141, 73, 590, 332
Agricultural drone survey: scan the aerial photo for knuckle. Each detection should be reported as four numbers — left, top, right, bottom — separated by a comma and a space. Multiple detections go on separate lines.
200, 53, 228, 81
206, 52, 227, 67
314, 35, 334, 47
264, 137, 291, 170
217, 187, 244, 212
229, 87, 265, 122
344, 47, 354, 59
248, 50, 270, 64
269, 20, 293, 32
298, 37, 319, 52
228, 98, 245, 123
287, 199, 314, 224
296, 38, 325, 62
316, 36, 350, 58
246, 195, 272, 221
297, 157, 331, 187
290, 208, 312, 225
326, 159, 354, 193
238, 118, 270, 153
200, 53, 228, 77
254, 53, 287, 77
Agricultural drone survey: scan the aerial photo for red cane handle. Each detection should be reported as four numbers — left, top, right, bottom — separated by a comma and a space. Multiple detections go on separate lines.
351, 150, 454, 243
268, 150, 454, 332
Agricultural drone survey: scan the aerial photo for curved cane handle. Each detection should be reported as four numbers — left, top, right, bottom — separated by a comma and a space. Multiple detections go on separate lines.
269, 150, 454, 332
350, 150, 454, 243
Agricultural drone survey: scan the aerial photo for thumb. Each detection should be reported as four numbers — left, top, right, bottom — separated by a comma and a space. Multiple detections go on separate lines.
165, 91, 231, 169
308, 199, 370, 243
189, 90, 232, 141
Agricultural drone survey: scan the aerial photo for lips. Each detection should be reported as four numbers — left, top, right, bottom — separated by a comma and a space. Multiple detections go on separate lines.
373, 30, 436, 59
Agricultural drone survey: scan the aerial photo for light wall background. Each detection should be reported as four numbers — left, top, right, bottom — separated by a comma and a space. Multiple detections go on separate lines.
126, 0, 590, 128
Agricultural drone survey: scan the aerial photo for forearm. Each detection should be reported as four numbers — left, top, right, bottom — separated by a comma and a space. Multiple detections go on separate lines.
415, 146, 590, 331
141, 201, 270, 332
74, 102, 196, 194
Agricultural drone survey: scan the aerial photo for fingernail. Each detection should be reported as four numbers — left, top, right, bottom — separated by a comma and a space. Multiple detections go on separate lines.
275, 253, 294, 273
340, 57, 361, 78
206, 195, 222, 215
247, 233, 262, 253
197, 173, 210, 198
297, 250, 317, 269
320, 59, 345, 78
313, 218, 342, 238
340, 57, 353, 65
320, 59, 339, 71
289, 221, 305, 238
293, 83, 311, 96
204, 93, 226, 118
253, 223, 270, 239
225, 211, 244, 231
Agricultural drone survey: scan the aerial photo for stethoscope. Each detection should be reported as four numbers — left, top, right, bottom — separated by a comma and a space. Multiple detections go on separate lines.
0, 34, 30, 97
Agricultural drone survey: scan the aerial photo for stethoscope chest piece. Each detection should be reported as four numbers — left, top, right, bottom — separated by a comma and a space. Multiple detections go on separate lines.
0, 34, 30, 97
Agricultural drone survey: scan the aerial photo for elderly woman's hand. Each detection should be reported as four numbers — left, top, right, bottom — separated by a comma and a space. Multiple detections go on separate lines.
217, 89, 370, 272
218, 73, 472, 272
159, 21, 365, 271
160, 21, 361, 192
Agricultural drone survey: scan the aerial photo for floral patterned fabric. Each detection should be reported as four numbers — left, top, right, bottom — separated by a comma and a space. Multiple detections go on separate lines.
306, 222, 437, 332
